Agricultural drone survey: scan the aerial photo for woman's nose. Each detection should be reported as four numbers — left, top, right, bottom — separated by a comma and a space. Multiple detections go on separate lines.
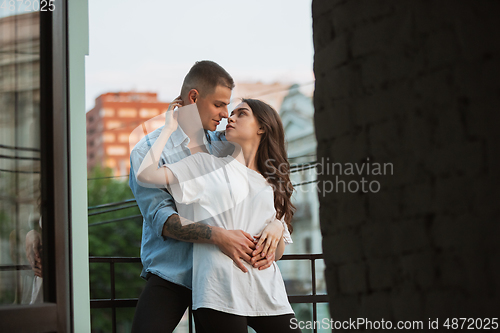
228, 116, 235, 123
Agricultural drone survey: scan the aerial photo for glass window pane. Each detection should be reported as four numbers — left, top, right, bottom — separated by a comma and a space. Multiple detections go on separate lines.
0, 10, 41, 305
90, 308, 112, 333
278, 258, 313, 295
316, 258, 327, 294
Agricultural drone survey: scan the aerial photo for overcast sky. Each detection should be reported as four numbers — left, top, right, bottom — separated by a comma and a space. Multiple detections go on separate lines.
85, 0, 314, 110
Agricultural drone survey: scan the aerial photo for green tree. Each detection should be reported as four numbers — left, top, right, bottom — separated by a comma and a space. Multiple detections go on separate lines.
88, 166, 144, 333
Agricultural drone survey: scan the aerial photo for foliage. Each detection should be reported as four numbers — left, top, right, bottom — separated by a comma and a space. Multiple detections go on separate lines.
87, 166, 144, 332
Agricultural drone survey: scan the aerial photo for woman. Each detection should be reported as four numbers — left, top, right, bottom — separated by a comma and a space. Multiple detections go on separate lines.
137, 98, 300, 333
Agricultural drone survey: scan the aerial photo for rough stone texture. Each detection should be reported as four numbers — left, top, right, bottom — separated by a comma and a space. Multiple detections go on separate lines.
313, 0, 500, 326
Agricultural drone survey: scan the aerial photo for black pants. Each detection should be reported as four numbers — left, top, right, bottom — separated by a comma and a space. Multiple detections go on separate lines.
131, 274, 193, 333
194, 307, 302, 333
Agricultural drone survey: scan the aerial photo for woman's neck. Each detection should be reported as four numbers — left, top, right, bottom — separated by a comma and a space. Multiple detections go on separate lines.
234, 142, 260, 172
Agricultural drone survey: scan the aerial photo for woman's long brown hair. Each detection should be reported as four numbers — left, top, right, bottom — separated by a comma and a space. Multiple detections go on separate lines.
242, 98, 295, 233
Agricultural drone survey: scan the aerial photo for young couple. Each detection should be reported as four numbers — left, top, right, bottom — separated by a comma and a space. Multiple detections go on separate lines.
129, 61, 301, 332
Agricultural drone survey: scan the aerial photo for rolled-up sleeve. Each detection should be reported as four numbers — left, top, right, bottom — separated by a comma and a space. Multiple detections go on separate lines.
129, 148, 178, 239
282, 220, 293, 245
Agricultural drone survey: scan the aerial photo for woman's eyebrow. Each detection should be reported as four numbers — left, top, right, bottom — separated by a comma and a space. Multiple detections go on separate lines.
230, 107, 250, 116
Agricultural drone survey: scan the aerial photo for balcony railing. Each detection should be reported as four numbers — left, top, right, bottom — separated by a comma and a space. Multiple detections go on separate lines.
90, 253, 328, 333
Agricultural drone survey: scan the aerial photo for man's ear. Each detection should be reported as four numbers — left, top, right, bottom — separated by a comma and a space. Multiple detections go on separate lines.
187, 89, 199, 104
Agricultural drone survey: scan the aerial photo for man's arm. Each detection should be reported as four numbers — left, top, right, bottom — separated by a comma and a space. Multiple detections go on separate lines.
162, 214, 255, 273
129, 149, 179, 239
130, 148, 255, 272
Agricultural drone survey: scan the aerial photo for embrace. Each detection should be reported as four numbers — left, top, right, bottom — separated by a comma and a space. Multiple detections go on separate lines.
129, 61, 301, 333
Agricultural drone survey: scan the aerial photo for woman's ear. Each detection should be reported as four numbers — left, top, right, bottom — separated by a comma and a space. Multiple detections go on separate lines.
257, 128, 265, 135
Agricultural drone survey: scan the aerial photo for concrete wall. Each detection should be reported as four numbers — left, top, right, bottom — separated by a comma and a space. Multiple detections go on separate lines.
313, 0, 500, 325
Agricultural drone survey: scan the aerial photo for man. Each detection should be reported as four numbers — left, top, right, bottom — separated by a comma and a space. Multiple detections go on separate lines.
129, 61, 284, 332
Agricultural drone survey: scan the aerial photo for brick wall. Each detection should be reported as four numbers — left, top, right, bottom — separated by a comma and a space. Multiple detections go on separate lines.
313, 0, 500, 325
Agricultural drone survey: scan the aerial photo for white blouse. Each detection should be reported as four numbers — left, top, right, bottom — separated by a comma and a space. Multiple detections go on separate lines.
166, 152, 294, 316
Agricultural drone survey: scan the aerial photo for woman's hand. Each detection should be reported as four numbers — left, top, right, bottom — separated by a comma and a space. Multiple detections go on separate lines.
251, 218, 284, 270
164, 96, 183, 132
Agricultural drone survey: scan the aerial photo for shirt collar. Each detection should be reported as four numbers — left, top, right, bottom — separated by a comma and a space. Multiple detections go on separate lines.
167, 125, 210, 149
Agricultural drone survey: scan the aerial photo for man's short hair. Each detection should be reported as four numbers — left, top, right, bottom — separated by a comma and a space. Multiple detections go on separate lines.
181, 60, 235, 98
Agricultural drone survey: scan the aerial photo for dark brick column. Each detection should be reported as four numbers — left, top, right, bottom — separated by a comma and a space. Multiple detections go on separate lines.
313, 0, 500, 325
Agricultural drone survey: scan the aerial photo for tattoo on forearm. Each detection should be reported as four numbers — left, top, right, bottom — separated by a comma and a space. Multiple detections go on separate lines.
165, 214, 212, 241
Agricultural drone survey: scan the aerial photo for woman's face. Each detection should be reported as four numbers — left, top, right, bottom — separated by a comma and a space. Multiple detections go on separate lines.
225, 102, 262, 145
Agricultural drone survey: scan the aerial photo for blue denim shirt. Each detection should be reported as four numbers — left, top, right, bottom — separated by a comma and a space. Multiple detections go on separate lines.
129, 126, 230, 289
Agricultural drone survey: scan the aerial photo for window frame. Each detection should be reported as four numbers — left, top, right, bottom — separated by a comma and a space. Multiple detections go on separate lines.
0, 1, 72, 331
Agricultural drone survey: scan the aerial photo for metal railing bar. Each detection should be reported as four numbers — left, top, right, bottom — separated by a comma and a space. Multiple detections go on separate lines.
290, 165, 317, 174
89, 257, 142, 263
290, 161, 317, 169
88, 214, 143, 228
88, 198, 136, 211
90, 299, 138, 308
110, 262, 116, 333
312, 260, 317, 296
89, 255, 322, 262
292, 179, 319, 187
189, 307, 193, 332
289, 295, 328, 303
89, 295, 329, 309
88, 204, 139, 217
287, 153, 317, 160
312, 259, 317, 333
290, 163, 317, 172
280, 254, 323, 260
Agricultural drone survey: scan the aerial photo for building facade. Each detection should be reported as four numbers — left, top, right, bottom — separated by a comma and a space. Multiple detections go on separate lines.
86, 92, 170, 177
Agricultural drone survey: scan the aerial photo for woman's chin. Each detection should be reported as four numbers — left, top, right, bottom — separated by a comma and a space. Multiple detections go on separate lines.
225, 132, 235, 142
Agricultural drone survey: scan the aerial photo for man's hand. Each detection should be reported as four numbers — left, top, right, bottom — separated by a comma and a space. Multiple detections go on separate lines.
162, 215, 256, 272
25, 230, 42, 277
212, 229, 256, 273
250, 218, 284, 270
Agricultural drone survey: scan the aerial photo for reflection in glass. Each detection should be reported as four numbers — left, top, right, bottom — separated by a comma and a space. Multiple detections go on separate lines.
0, 11, 41, 305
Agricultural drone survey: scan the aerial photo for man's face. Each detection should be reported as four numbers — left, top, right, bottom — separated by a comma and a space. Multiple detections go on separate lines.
196, 85, 231, 131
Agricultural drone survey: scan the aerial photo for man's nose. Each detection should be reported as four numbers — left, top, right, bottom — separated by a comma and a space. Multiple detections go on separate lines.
220, 106, 229, 118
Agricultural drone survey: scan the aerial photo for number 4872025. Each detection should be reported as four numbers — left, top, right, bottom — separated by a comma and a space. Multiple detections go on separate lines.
0, 0, 55, 12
